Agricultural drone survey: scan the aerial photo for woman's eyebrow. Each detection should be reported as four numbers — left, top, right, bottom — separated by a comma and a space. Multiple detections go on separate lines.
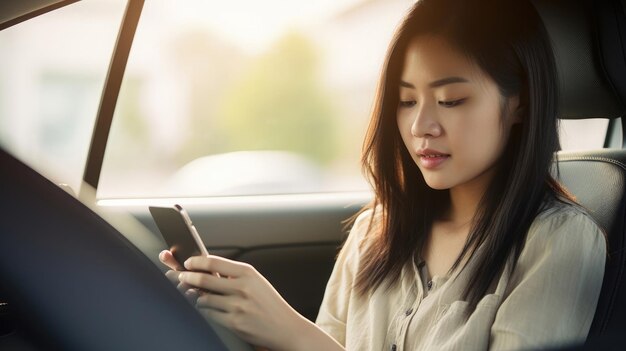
429, 76, 469, 88
399, 76, 470, 89
399, 80, 415, 88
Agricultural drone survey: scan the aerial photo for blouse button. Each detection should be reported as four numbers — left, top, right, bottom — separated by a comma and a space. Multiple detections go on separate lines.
427, 280, 433, 290
391, 344, 397, 351
405, 308, 413, 316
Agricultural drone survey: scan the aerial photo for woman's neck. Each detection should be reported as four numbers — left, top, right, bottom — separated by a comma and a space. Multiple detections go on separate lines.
444, 167, 496, 226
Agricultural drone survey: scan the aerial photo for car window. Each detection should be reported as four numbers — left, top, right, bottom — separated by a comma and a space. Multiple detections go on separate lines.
98, 0, 417, 198
97, 0, 613, 199
0, 0, 127, 194
559, 119, 610, 150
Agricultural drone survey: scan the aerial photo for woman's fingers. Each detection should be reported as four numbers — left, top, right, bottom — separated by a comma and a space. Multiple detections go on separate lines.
185, 289, 200, 304
165, 269, 197, 295
162, 251, 205, 303
184, 255, 253, 278
179, 271, 239, 295
159, 250, 184, 271
165, 269, 180, 285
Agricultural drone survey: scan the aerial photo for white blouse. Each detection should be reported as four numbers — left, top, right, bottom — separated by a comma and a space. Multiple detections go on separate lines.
316, 201, 606, 350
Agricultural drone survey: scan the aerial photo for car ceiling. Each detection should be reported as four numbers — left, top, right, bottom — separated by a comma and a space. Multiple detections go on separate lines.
0, 0, 78, 31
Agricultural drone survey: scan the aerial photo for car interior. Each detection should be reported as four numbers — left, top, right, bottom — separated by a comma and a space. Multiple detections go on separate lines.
0, 0, 625, 350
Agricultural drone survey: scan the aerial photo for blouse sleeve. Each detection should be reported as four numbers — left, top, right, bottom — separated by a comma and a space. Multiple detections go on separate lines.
490, 208, 607, 350
315, 209, 371, 346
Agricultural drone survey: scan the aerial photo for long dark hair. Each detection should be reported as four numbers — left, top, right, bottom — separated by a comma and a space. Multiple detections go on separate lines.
354, 0, 575, 307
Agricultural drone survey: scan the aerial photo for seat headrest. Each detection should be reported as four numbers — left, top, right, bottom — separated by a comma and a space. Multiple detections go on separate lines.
533, 0, 626, 119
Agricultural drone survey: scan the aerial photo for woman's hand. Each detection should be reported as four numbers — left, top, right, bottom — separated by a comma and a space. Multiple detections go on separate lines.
159, 250, 199, 302
178, 255, 310, 351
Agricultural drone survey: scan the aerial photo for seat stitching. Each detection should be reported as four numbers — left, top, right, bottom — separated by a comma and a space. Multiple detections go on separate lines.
556, 156, 626, 171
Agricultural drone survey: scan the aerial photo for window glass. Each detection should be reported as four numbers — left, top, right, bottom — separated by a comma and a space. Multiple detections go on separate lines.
0, 0, 127, 194
559, 119, 610, 151
98, 0, 416, 198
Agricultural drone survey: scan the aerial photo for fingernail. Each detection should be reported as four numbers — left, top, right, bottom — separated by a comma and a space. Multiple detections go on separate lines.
178, 272, 186, 281
184, 259, 191, 269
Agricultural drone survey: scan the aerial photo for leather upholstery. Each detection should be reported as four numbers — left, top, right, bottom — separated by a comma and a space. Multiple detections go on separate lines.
556, 150, 626, 336
556, 150, 626, 232
0, 149, 229, 350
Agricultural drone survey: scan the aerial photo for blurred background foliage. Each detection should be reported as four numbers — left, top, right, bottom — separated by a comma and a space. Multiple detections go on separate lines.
175, 31, 338, 167
215, 32, 338, 164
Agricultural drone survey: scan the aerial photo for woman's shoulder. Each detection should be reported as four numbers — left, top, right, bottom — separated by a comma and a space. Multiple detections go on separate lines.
351, 204, 383, 233
533, 197, 598, 227
526, 196, 606, 251
353, 207, 375, 228
344, 205, 383, 252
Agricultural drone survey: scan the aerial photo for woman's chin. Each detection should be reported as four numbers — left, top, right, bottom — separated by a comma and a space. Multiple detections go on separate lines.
423, 179, 451, 190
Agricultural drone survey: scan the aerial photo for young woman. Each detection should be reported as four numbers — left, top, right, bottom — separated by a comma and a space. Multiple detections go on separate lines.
160, 0, 606, 349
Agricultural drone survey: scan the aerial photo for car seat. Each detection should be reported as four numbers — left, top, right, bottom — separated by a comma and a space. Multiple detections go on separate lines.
0, 148, 246, 350
534, 0, 626, 340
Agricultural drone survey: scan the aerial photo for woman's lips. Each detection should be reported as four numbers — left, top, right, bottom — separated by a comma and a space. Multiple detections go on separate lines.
418, 154, 450, 169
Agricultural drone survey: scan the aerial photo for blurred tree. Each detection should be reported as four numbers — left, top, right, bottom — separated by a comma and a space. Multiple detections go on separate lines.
104, 76, 150, 168
170, 29, 247, 167
216, 32, 338, 165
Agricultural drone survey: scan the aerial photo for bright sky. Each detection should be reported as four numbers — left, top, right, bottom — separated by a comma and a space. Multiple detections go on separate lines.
166, 0, 362, 54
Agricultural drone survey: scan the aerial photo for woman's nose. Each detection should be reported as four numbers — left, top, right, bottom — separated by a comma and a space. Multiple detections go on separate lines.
411, 107, 442, 138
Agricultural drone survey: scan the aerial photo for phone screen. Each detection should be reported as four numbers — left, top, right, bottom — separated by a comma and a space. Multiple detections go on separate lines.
149, 205, 209, 265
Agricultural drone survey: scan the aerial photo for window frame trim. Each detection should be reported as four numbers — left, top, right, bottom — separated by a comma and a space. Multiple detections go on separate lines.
80, 0, 144, 202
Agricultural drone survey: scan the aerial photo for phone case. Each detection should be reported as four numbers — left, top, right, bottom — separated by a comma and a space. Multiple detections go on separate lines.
149, 205, 209, 264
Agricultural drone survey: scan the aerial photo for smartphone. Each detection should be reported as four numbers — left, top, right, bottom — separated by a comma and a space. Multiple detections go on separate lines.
149, 204, 210, 266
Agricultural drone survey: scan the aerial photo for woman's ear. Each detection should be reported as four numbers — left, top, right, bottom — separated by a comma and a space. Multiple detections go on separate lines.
509, 95, 523, 124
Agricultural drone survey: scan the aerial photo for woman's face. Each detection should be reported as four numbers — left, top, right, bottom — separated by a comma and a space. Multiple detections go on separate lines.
396, 35, 520, 191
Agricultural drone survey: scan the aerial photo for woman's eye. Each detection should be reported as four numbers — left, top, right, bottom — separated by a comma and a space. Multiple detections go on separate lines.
399, 100, 416, 108
438, 98, 467, 108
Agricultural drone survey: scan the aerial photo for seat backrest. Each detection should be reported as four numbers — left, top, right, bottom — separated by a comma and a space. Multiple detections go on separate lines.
0, 148, 231, 350
556, 150, 626, 335
534, 0, 626, 337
